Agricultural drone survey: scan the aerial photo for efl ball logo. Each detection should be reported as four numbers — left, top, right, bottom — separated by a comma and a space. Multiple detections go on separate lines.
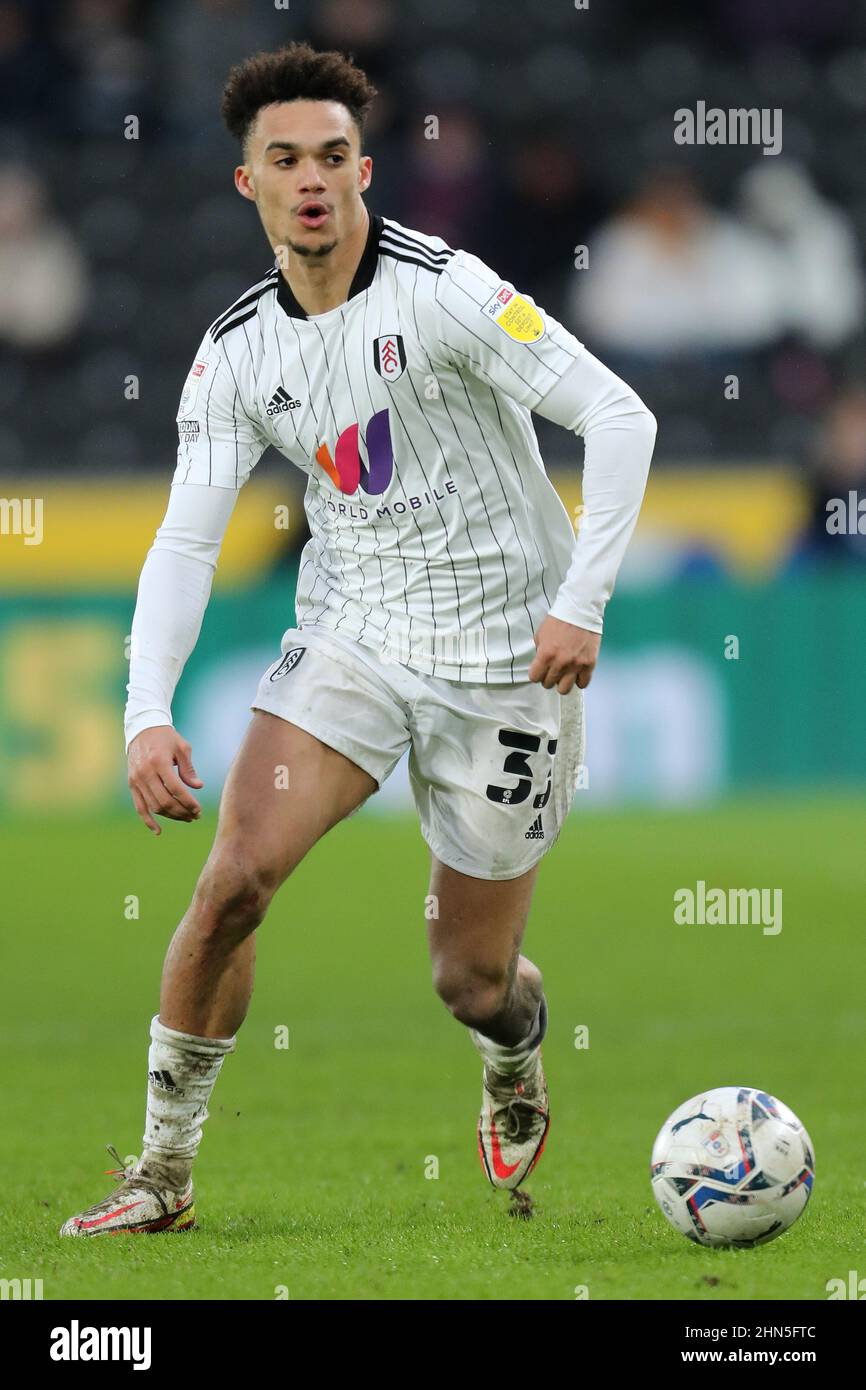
178, 359, 210, 418
702, 1129, 731, 1159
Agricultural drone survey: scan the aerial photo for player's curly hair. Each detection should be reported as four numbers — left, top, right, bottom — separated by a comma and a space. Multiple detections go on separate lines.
222, 42, 378, 154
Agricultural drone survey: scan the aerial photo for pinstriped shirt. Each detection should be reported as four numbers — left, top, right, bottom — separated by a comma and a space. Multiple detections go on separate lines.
173, 208, 586, 682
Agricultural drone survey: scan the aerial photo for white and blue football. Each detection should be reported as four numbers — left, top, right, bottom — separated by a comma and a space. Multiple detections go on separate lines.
651, 1086, 815, 1248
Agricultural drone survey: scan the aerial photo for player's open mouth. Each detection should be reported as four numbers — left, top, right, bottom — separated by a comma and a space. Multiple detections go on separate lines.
297, 203, 329, 228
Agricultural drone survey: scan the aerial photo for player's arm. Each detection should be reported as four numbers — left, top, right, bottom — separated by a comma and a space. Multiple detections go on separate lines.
126, 333, 267, 834
529, 346, 656, 692
430, 251, 656, 693
126, 484, 239, 833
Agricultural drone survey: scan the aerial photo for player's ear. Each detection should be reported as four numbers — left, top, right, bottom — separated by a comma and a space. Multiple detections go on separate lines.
234, 166, 257, 202
358, 155, 372, 195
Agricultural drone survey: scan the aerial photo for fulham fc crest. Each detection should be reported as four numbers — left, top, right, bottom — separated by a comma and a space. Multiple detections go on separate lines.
373, 334, 406, 382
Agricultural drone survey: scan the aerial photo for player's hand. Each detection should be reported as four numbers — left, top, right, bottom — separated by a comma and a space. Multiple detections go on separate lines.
528, 616, 601, 694
127, 727, 204, 835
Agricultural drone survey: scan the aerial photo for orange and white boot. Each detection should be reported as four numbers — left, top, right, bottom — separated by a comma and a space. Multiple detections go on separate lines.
476, 1052, 550, 1190
473, 996, 550, 1191
59, 1145, 195, 1237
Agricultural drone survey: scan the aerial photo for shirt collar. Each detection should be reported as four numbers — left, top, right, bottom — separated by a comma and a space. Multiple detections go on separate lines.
275, 208, 383, 320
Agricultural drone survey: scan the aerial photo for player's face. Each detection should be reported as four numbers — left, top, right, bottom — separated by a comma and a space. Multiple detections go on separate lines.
235, 100, 372, 258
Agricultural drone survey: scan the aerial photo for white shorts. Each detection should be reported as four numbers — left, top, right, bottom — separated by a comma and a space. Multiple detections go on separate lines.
251, 625, 586, 881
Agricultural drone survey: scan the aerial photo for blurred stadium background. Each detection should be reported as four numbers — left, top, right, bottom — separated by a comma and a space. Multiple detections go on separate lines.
3, 0, 866, 816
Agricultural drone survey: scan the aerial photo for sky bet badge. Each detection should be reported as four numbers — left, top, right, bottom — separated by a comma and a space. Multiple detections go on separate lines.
482, 284, 546, 342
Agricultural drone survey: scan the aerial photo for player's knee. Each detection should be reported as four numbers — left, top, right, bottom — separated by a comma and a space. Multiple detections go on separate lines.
432, 964, 509, 1030
193, 846, 283, 935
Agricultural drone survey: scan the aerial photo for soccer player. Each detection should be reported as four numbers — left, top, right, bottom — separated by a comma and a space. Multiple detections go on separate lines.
61, 43, 655, 1235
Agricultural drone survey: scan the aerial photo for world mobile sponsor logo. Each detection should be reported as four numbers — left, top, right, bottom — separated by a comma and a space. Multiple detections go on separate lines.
316, 408, 393, 495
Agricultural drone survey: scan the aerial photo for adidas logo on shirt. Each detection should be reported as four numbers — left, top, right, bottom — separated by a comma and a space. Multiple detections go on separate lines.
266, 386, 301, 415
524, 814, 545, 840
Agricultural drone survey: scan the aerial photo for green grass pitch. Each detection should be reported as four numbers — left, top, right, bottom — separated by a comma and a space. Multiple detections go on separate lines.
1, 794, 863, 1300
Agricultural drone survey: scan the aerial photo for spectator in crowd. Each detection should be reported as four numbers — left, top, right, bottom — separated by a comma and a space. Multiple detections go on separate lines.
153, 0, 286, 144
738, 160, 864, 350
0, 162, 87, 350
58, 0, 152, 137
308, 0, 402, 139
0, 0, 71, 125
489, 128, 606, 306
308, 0, 407, 215
796, 386, 866, 565
571, 166, 784, 360
400, 105, 501, 257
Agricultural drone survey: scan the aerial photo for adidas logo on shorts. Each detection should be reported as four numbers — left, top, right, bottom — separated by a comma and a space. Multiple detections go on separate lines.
524, 814, 545, 840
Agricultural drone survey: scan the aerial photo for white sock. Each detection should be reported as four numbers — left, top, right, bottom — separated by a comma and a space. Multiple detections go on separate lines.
137, 1014, 236, 1188
470, 995, 548, 1079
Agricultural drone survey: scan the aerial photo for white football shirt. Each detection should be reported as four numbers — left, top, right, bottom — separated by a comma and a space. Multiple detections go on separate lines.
172, 208, 616, 682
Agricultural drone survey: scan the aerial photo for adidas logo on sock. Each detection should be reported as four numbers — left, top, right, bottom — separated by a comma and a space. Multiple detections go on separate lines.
148, 1069, 178, 1092
266, 386, 301, 415
524, 814, 545, 840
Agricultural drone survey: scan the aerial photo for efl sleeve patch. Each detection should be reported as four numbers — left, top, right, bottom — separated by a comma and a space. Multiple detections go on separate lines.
177, 358, 210, 419
481, 285, 546, 343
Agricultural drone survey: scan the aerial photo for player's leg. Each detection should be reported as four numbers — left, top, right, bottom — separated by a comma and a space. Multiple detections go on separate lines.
61, 630, 411, 1236
159, 710, 377, 1040
410, 677, 584, 1194
426, 855, 543, 1045
139, 712, 377, 1191
59, 713, 379, 1237
426, 854, 550, 1193
60, 717, 375, 1239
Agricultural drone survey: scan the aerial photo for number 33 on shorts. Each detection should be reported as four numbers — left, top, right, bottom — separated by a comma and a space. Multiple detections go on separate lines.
486, 729, 557, 809
408, 683, 585, 881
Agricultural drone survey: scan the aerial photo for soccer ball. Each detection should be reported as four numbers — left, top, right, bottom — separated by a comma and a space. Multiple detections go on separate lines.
650, 1086, 815, 1248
